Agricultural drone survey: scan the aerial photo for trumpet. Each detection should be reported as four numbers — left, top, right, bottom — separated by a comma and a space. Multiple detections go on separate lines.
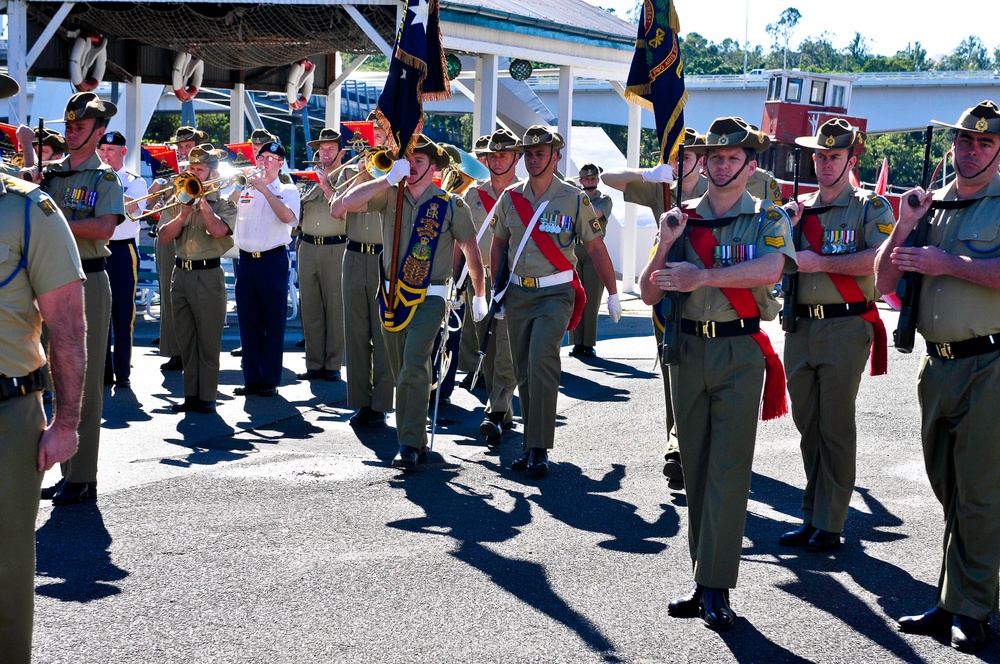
340, 146, 394, 188
129, 172, 204, 221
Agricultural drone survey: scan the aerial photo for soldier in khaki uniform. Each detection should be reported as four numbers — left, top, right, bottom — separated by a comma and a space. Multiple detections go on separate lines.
334, 135, 487, 468
335, 118, 394, 426
490, 126, 622, 477
38, 92, 125, 505
463, 128, 520, 443
602, 127, 707, 489
877, 100, 1000, 653
640, 117, 796, 630
157, 145, 237, 413
296, 128, 346, 382
0, 73, 87, 664
568, 163, 614, 358
154, 126, 209, 371
780, 119, 894, 552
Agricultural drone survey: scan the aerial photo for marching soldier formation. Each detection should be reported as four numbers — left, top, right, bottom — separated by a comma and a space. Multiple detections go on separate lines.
5, 74, 1000, 656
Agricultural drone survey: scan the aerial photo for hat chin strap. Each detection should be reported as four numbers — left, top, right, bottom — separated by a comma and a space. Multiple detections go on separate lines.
955, 143, 1000, 181
69, 120, 106, 152
410, 161, 434, 185
707, 152, 753, 189
489, 156, 516, 177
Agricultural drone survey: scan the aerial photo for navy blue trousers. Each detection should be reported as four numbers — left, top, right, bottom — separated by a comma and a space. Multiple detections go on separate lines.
235, 248, 289, 388
105, 239, 137, 381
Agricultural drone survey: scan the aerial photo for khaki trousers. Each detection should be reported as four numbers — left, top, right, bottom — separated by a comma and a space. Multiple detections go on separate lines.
342, 250, 393, 412
172, 266, 227, 401
298, 241, 346, 372
155, 239, 180, 356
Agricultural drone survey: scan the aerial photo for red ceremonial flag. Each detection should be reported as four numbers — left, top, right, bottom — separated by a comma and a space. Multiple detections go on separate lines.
0, 123, 20, 156
341, 121, 375, 151
225, 142, 257, 168
289, 171, 321, 184
848, 168, 861, 188
875, 157, 889, 196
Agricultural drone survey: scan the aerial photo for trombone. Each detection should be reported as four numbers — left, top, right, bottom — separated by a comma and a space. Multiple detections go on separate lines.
129, 170, 255, 221
339, 146, 394, 188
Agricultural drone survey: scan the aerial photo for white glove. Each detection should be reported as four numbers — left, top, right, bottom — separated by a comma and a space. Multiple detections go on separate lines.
642, 163, 674, 184
607, 293, 622, 323
494, 304, 505, 321
472, 295, 489, 322
386, 159, 410, 185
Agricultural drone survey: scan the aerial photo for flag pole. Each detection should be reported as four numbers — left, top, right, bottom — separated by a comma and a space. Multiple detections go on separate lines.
386, 174, 406, 323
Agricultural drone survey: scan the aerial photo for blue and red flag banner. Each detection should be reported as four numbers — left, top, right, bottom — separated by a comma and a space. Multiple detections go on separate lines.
374, 0, 451, 158
289, 170, 321, 184
0, 122, 19, 158
341, 121, 376, 153
624, 0, 687, 164
141, 145, 178, 179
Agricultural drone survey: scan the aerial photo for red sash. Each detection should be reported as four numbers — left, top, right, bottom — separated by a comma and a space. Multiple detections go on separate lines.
685, 212, 788, 421
508, 191, 586, 330
800, 213, 887, 376
477, 188, 497, 213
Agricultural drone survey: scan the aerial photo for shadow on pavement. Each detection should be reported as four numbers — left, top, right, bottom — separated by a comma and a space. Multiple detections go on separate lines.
35, 504, 128, 602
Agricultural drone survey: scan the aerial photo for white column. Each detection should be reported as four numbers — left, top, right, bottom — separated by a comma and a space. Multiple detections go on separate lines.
230, 83, 246, 143
473, 54, 498, 138
326, 53, 342, 129
621, 102, 642, 293
7, 0, 29, 123
125, 75, 142, 172
557, 65, 574, 162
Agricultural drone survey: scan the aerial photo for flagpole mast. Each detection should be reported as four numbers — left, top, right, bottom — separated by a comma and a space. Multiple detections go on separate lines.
387, 176, 406, 324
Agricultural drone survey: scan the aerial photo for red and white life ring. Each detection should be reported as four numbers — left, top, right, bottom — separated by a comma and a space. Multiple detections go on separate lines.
172, 52, 204, 103
285, 59, 315, 111
69, 32, 107, 93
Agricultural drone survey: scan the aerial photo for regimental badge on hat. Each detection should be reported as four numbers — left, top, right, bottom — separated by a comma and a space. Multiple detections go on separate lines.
932, 100, 1000, 135
256, 141, 287, 160
481, 128, 522, 154
522, 125, 564, 150
691, 117, 770, 154
578, 163, 603, 178
63, 91, 118, 123
98, 131, 127, 147
795, 117, 865, 151
307, 127, 342, 149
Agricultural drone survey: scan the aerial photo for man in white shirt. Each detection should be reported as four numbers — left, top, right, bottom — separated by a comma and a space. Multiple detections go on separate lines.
98, 130, 147, 389
233, 141, 300, 396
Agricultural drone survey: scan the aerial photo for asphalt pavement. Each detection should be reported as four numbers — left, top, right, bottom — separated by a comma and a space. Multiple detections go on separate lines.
30, 296, 1000, 663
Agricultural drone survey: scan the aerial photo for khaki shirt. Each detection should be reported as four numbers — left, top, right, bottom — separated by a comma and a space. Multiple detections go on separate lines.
588, 189, 614, 234
42, 152, 125, 259
625, 176, 709, 219
492, 177, 602, 278
918, 175, 1000, 343
797, 186, 894, 305
0, 175, 84, 376
367, 183, 475, 283
300, 181, 345, 237
171, 193, 237, 260
337, 166, 383, 244
464, 180, 505, 268
680, 192, 797, 322
746, 168, 782, 204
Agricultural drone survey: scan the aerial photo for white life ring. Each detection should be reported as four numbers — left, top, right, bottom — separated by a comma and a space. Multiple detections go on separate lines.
172, 52, 204, 103
285, 59, 315, 111
69, 33, 107, 93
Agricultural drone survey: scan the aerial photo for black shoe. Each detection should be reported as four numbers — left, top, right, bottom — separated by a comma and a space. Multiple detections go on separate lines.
172, 397, 200, 412
502, 418, 515, 430
51, 481, 97, 506
230, 346, 242, 357
258, 386, 278, 397
350, 407, 386, 427
296, 369, 326, 381
195, 401, 217, 414
952, 614, 989, 652
40, 477, 65, 500
700, 588, 735, 631
511, 453, 530, 471
480, 418, 502, 445
391, 445, 420, 469
568, 344, 586, 357
115, 379, 131, 389
324, 370, 342, 382
459, 374, 474, 390
580, 346, 597, 358
160, 356, 182, 371
526, 448, 549, 478
428, 395, 451, 409
806, 529, 842, 552
668, 585, 702, 618
152, 337, 160, 346
663, 452, 684, 490
779, 523, 817, 547
295, 338, 306, 348
234, 384, 262, 396
898, 606, 953, 636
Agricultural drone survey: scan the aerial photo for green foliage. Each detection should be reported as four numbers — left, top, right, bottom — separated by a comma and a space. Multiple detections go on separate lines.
145, 112, 231, 145
344, 53, 390, 72
856, 130, 955, 191
934, 36, 991, 70
679, 33, 765, 76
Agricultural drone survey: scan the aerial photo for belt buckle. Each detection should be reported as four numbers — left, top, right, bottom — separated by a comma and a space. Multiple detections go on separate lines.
251, 251, 262, 258
937, 342, 954, 360
363, 243, 374, 254
809, 304, 824, 319
701, 321, 716, 338
181, 259, 193, 270
522, 276, 537, 289
315, 236, 325, 245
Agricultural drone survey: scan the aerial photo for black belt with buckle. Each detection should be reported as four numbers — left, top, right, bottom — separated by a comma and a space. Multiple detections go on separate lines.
681, 317, 760, 338
796, 301, 868, 320
926, 334, 1000, 360
347, 240, 382, 255
301, 233, 347, 246
175, 257, 222, 271
0, 368, 45, 402
239, 246, 285, 259
81, 257, 107, 273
